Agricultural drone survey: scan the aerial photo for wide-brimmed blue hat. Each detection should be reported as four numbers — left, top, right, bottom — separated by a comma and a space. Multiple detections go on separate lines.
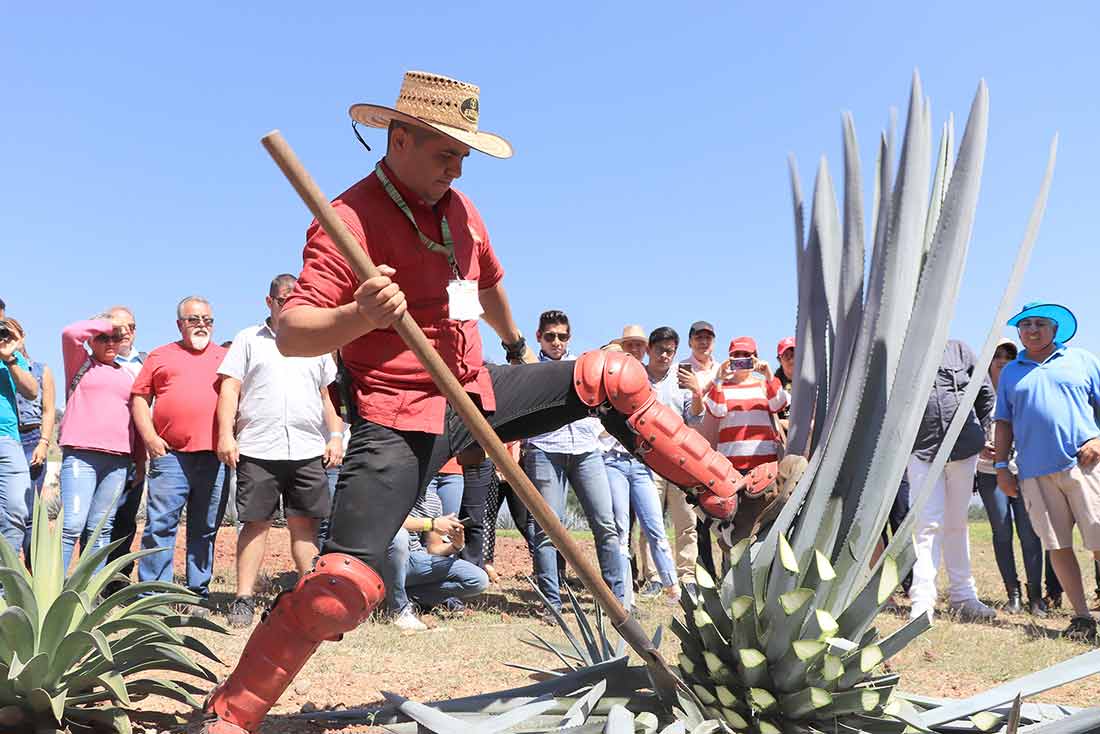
1007, 301, 1077, 343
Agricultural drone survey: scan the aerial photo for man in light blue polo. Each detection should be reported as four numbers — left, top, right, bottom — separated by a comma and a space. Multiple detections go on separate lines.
994, 301, 1100, 641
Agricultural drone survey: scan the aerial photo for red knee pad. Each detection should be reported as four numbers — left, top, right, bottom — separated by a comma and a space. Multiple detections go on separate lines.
206, 554, 384, 733
698, 488, 739, 520
573, 350, 655, 414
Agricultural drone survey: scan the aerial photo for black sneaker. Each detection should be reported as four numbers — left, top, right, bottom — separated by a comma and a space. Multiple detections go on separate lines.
227, 596, 256, 628
1062, 615, 1098, 643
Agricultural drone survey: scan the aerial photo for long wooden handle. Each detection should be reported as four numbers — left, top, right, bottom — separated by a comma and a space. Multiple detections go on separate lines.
260, 131, 684, 700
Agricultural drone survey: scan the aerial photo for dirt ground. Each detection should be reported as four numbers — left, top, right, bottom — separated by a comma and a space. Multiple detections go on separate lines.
120, 524, 1100, 734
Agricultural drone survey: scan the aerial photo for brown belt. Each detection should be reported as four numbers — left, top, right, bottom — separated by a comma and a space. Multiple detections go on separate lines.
18, 424, 41, 434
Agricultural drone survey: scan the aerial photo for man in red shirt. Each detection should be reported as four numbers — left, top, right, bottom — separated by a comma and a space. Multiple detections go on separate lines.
132, 296, 229, 609
204, 71, 755, 734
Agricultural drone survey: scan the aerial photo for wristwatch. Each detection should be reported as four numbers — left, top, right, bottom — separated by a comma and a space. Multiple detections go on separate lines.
502, 335, 527, 363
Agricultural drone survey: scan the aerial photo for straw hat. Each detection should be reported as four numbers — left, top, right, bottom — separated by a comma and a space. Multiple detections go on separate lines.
349, 70, 513, 159
613, 325, 648, 346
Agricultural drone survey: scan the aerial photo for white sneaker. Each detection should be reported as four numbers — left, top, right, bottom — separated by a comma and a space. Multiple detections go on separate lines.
947, 598, 996, 622
393, 608, 427, 631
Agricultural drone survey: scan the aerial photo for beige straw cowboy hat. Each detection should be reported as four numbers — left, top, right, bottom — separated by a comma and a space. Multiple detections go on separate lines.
612, 325, 648, 346
349, 70, 513, 159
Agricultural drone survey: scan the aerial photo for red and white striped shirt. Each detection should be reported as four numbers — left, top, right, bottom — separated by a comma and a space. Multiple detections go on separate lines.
704, 376, 790, 470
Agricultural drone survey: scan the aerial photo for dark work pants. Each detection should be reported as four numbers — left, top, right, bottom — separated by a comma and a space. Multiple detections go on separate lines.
323, 360, 634, 573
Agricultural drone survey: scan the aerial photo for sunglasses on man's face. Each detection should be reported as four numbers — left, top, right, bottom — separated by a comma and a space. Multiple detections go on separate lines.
180, 316, 214, 327
541, 332, 570, 343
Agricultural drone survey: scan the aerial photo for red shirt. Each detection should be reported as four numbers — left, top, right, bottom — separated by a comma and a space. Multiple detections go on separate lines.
704, 376, 789, 470
132, 342, 228, 452
283, 160, 504, 435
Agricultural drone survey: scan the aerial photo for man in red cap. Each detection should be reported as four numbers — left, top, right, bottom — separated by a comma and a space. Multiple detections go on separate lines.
705, 336, 790, 470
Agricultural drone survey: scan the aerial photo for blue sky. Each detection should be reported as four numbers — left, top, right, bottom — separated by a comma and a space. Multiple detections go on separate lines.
3, 2, 1097, 401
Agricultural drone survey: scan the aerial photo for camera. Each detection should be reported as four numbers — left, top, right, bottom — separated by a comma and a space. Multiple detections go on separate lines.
730, 357, 754, 371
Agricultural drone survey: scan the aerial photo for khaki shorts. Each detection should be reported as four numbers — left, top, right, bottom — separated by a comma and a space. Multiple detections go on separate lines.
1020, 464, 1100, 550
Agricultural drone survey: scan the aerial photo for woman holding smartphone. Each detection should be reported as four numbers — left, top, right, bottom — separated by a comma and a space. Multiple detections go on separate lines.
704, 336, 790, 471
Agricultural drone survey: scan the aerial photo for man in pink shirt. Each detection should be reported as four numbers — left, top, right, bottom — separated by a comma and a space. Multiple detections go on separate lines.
131, 296, 229, 611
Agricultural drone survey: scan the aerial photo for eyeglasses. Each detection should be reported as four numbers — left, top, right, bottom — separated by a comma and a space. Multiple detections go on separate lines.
93, 334, 125, 344
541, 332, 570, 342
1016, 318, 1054, 331
180, 316, 215, 327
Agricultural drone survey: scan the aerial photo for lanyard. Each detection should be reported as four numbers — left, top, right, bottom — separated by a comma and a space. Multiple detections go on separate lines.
374, 163, 460, 279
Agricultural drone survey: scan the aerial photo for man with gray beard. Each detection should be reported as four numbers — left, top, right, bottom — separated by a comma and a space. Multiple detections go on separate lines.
131, 296, 230, 613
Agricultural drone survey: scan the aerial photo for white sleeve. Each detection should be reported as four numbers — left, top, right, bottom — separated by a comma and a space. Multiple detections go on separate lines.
217, 329, 250, 380
319, 353, 338, 386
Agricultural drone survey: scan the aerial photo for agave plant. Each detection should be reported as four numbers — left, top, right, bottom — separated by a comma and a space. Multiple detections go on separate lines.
0, 494, 224, 733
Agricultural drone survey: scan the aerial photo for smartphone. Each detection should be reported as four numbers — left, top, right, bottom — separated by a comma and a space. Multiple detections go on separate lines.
730, 357, 755, 371
458, 515, 477, 528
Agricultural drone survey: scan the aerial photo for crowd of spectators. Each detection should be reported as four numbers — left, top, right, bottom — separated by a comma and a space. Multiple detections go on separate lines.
0, 292, 1098, 640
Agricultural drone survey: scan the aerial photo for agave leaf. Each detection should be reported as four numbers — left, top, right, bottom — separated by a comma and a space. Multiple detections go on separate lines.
12, 651, 50, 694
728, 595, 758, 651
562, 582, 604, 664
28, 497, 63, 617
874, 131, 1059, 595
877, 613, 931, 662
83, 546, 174, 604
0, 569, 39, 641
180, 633, 225, 666
44, 628, 113, 688
736, 648, 771, 689
772, 639, 828, 693
786, 154, 813, 458
65, 705, 132, 734
27, 686, 65, 726
520, 633, 583, 670
79, 591, 198, 634
159, 612, 230, 636
37, 589, 93, 660
779, 686, 832, 720
694, 566, 732, 642
61, 537, 130, 595
919, 649, 1100, 728
810, 155, 843, 449
0, 535, 30, 586
1019, 707, 1100, 733
524, 576, 591, 665
833, 111, 866, 398
98, 614, 185, 645
828, 80, 989, 611
0, 605, 36, 663
556, 679, 606, 728
123, 677, 204, 709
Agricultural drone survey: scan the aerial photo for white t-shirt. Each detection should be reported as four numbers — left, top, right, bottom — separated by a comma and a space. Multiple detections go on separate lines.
218, 321, 336, 461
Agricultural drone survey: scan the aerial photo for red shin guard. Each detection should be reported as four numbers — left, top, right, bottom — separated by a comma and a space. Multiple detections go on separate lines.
204, 554, 384, 733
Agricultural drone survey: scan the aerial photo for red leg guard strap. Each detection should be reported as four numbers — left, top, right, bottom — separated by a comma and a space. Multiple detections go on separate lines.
204, 554, 384, 733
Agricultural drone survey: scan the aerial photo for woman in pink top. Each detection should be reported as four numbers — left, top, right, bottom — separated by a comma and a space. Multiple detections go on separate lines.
58, 316, 137, 573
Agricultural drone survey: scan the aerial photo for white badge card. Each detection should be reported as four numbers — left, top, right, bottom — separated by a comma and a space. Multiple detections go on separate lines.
447, 279, 483, 321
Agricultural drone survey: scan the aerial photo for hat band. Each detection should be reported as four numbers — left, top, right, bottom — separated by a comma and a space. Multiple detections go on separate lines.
395, 94, 480, 133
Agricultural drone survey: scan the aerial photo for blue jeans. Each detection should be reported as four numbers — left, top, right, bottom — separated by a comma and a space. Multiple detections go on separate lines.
59, 448, 129, 573
432, 473, 465, 516
20, 428, 46, 558
139, 451, 228, 597
523, 447, 623, 610
976, 471, 1043, 600
0, 436, 29, 555
385, 530, 488, 612
317, 466, 340, 548
604, 451, 676, 606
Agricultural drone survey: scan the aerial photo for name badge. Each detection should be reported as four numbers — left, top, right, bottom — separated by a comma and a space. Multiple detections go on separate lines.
447, 279, 483, 321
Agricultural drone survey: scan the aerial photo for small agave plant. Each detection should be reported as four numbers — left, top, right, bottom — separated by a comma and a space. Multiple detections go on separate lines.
0, 494, 224, 733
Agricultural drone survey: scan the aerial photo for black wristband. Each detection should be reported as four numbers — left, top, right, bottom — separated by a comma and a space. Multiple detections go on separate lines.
502, 335, 527, 362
